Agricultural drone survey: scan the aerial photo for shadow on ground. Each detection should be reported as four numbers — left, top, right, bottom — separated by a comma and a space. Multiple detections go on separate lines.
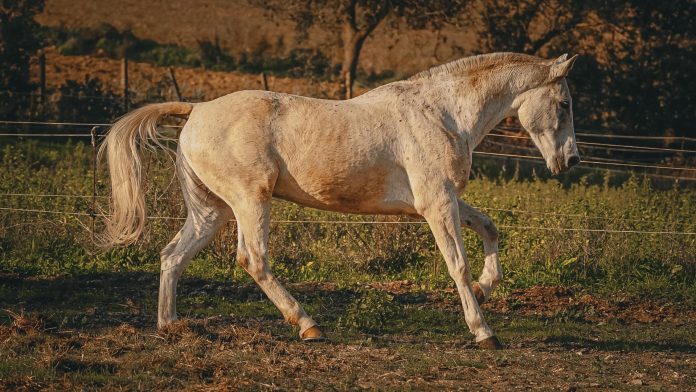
1, 271, 695, 354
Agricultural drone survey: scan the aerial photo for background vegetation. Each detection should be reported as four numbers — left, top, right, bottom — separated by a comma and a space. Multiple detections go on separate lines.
1, 140, 694, 302
2, 0, 696, 138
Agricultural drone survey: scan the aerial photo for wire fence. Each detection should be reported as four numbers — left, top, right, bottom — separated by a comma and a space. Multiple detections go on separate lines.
1, 118, 695, 242
1, 206, 695, 236
1, 192, 690, 225
488, 131, 696, 154
2, 120, 695, 178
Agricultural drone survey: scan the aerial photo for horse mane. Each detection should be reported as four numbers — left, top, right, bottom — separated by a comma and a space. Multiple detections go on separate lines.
409, 52, 547, 81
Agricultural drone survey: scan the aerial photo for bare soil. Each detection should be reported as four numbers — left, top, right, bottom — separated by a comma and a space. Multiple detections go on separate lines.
31, 47, 344, 102
1, 273, 694, 390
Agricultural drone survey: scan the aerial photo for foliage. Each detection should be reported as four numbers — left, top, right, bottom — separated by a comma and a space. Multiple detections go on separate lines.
56, 77, 121, 122
471, 0, 696, 137
256, 0, 469, 97
41, 24, 334, 79
0, 0, 45, 119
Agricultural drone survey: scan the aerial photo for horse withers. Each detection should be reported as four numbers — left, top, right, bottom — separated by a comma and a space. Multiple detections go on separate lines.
100, 52, 580, 349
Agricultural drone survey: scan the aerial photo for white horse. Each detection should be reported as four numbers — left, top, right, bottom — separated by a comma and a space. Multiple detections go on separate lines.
101, 52, 580, 349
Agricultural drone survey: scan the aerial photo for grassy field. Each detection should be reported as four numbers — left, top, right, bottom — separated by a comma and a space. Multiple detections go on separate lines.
1, 139, 695, 389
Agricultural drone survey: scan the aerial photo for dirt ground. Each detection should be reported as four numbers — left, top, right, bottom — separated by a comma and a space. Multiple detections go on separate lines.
1, 273, 694, 390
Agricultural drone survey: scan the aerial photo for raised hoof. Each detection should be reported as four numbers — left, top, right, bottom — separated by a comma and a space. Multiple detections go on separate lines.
477, 336, 504, 350
472, 282, 486, 306
301, 326, 327, 342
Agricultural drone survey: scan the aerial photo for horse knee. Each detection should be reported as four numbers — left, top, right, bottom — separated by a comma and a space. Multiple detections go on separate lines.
237, 253, 270, 282
160, 252, 186, 278
482, 218, 499, 242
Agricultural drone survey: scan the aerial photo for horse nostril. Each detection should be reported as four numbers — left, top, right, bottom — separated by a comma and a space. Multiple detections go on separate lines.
567, 155, 580, 167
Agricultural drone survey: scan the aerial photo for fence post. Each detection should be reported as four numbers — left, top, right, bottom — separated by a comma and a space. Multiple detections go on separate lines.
38, 50, 46, 103
121, 56, 129, 112
168, 67, 183, 101
90, 126, 99, 243
346, 72, 352, 99
260, 71, 268, 91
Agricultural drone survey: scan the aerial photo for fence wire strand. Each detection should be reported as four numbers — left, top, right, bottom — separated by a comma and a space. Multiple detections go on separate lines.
1, 192, 690, 226
1, 206, 695, 236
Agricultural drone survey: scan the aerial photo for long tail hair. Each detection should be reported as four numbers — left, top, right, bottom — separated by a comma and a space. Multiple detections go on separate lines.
98, 102, 193, 248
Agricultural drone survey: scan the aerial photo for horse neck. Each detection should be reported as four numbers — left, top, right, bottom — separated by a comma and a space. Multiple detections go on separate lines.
420, 64, 548, 147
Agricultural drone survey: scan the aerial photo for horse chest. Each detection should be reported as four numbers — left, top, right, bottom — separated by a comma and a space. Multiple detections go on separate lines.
431, 133, 472, 192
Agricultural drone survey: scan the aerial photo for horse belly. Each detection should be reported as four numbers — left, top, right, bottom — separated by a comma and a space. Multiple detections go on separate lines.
273, 161, 416, 215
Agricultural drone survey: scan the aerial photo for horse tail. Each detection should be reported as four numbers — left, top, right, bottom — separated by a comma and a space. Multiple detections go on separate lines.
98, 102, 194, 248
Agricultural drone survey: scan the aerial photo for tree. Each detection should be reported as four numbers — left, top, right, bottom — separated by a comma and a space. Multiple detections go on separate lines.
0, 0, 45, 119
471, 0, 696, 138
257, 0, 468, 98
597, 0, 696, 138
473, 0, 605, 55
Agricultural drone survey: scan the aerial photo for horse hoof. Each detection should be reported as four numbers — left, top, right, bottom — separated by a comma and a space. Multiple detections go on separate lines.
477, 335, 504, 350
301, 326, 327, 342
472, 282, 486, 305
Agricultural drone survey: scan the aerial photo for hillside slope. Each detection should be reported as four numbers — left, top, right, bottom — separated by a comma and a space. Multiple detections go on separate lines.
31, 47, 345, 102
36, 0, 477, 75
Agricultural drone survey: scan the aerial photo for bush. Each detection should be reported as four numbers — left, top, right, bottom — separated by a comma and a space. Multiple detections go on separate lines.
0, 0, 45, 119
56, 77, 121, 122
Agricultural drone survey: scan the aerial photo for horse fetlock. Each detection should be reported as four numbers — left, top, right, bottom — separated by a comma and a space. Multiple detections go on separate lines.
157, 313, 178, 329
283, 307, 303, 325
472, 282, 487, 305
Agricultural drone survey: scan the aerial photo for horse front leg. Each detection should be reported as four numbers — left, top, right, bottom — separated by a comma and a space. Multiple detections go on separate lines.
458, 200, 502, 305
417, 193, 502, 349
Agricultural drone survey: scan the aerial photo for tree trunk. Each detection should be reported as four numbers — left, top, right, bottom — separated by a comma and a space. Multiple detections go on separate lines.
340, 22, 366, 99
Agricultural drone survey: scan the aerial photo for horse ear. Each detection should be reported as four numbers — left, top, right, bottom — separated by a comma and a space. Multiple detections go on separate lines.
548, 54, 579, 82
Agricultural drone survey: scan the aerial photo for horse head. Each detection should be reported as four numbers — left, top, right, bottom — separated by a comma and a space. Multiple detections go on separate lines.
515, 54, 581, 174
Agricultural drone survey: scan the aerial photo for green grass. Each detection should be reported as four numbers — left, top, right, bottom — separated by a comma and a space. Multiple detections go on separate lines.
1, 139, 695, 302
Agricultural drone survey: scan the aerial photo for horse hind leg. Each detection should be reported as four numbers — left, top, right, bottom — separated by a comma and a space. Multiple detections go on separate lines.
157, 151, 232, 328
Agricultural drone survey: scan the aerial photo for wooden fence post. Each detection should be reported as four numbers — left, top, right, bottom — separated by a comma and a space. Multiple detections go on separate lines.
346, 72, 352, 99
121, 56, 129, 112
260, 71, 268, 91
168, 67, 183, 101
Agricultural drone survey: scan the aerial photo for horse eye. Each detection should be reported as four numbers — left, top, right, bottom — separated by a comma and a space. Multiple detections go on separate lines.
560, 100, 570, 110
